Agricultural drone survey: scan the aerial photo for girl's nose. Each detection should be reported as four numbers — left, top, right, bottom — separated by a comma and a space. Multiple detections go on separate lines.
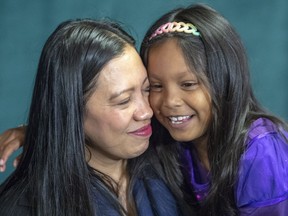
163, 89, 183, 108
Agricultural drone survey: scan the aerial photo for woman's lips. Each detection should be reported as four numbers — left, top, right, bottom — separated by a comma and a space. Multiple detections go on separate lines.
129, 124, 152, 137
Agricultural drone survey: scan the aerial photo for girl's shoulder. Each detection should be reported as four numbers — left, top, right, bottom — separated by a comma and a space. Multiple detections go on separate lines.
246, 117, 286, 146
236, 117, 288, 209
241, 117, 288, 163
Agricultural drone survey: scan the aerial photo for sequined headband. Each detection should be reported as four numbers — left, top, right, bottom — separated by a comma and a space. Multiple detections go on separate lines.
149, 22, 200, 40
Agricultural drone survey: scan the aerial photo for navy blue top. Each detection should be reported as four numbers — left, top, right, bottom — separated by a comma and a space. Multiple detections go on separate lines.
8, 168, 184, 216
92, 176, 182, 216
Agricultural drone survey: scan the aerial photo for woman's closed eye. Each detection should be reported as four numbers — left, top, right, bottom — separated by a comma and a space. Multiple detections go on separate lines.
117, 98, 130, 106
143, 85, 151, 94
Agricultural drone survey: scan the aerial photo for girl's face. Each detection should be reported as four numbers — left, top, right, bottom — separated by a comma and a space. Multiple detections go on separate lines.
84, 46, 153, 164
147, 39, 212, 145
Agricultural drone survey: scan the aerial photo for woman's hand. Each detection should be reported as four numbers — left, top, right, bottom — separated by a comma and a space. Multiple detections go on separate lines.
0, 126, 26, 172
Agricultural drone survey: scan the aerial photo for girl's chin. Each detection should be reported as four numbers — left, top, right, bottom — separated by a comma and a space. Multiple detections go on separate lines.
169, 131, 194, 142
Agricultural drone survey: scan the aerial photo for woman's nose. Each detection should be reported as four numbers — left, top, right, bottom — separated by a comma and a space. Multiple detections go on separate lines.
134, 99, 153, 121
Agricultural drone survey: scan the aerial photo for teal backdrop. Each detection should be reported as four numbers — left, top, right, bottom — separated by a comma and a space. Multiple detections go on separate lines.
0, 0, 287, 182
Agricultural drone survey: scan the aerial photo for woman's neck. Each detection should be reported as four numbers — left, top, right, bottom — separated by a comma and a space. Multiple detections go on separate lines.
86, 148, 127, 183
85, 146, 129, 209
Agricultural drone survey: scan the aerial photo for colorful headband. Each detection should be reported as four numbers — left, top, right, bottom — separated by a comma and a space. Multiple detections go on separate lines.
149, 22, 200, 40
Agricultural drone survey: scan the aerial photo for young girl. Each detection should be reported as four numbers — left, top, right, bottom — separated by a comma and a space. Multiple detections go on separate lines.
140, 4, 288, 216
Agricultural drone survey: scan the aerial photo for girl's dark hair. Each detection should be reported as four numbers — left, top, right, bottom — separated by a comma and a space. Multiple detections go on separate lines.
141, 4, 287, 216
0, 18, 137, 216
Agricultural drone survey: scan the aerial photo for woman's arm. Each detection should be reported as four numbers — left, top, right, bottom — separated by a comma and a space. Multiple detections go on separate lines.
0, 126, 25, 172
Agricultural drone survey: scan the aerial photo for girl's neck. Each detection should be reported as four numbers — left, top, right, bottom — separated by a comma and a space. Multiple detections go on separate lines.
193, 136, 210, 171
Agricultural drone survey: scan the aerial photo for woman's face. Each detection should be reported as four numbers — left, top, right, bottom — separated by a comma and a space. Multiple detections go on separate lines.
84, 46, 153, 164
147, 39, 212, 145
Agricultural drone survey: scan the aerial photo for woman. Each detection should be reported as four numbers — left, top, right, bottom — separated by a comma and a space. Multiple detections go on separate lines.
0, 18, 190, 215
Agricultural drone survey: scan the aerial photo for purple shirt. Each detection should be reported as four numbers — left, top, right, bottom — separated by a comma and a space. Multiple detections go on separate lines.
183, 118, 288, 215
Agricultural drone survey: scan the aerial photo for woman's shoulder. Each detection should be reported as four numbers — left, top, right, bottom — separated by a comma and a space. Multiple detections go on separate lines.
236, 117, 288, 208
0, 188, 32, 216
134, 177, 184, 216
134, 164, 187, 216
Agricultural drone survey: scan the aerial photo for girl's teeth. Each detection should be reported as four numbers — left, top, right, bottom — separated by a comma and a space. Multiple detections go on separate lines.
170, 117, 178, 121
169, 115, 191, 123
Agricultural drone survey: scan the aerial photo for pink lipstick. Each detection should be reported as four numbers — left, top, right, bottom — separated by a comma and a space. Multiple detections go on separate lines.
129, 124, 152, 137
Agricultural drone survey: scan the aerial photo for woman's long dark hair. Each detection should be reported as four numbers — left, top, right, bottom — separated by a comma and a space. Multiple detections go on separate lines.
141, 4, 287, 216
0, 18, 138, 216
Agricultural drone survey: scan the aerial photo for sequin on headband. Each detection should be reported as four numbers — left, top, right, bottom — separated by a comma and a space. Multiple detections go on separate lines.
149, 22, 200, 40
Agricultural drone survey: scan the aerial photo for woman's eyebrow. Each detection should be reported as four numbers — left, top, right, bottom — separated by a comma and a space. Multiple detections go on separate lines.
109, 87, 134, 101
109, 77, 149, 100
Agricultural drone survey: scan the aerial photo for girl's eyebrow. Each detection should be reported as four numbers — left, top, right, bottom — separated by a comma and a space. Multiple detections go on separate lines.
177, 70, 197, 78
149, 70, 196, 80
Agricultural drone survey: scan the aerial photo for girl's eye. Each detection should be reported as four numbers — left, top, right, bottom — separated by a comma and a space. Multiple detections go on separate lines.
181, 82, 198, 89
150, 84, 162, 92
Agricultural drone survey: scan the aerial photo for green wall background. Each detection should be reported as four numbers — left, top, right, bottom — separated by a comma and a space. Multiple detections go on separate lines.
1, 0, 287, 182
